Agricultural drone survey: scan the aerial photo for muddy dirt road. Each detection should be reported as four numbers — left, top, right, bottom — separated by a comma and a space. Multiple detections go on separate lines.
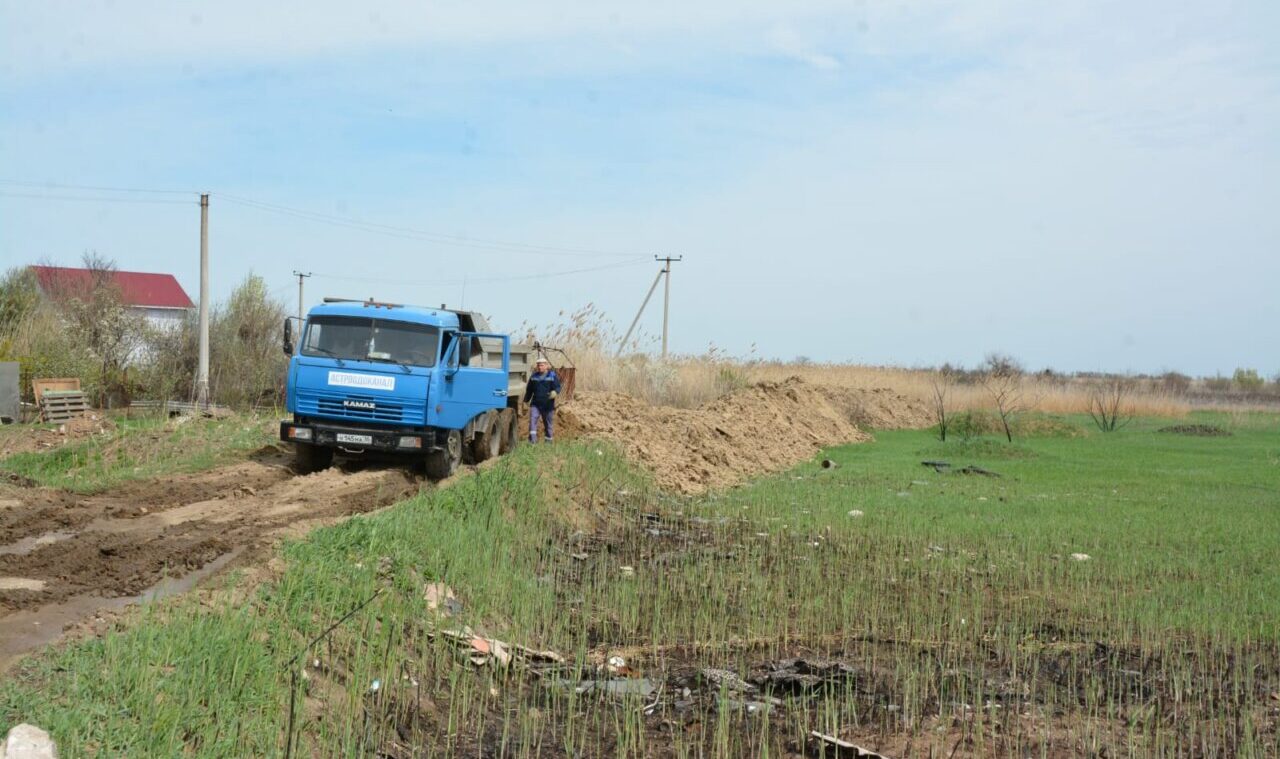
0, 448, 424, 666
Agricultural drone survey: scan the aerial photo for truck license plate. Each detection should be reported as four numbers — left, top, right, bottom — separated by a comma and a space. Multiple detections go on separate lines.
336, 433, 373, 445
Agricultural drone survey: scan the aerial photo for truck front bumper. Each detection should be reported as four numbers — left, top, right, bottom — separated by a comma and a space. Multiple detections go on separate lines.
280, 420, 437, 452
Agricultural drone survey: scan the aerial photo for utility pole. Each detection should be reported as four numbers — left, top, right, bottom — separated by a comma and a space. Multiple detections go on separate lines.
292, 271, 312, 323
617, 267, 665, 356
655, 255, 682, 359
195, 193, 210, 407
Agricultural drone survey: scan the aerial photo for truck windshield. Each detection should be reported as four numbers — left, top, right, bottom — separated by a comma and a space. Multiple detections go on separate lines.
301, 316, 439, 368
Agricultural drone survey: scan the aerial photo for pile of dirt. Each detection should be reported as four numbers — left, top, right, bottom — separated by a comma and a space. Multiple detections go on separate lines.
0, 414, 116, 459
1159, 424, 1232, 437
558, 378, 927, 494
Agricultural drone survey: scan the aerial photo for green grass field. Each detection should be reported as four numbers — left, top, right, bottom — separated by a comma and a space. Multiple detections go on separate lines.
0, 414, 276, 492
2, 412, 1277, 756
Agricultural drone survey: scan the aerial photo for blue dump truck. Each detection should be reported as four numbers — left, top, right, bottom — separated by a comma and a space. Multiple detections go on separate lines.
280, 298, 533, 479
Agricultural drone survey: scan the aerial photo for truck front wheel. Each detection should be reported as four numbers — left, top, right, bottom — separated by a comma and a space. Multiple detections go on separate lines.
425, 430, 462, 480
294, 442, 333, 474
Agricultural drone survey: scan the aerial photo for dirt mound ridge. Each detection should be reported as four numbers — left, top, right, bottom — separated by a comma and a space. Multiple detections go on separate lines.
559, 378, 927, 493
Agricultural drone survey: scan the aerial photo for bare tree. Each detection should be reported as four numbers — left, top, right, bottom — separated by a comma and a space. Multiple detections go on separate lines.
45, 253, 146, 406
1087, 377, 1134, 432
980, 360, 1025, 443
930, 368, 956, 442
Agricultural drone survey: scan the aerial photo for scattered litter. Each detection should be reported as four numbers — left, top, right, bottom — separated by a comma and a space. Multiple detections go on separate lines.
958, 465, 1001, 477
369, 679, 382, 693
601, 650, 637, 675
720, 697, 773, 716
566, 678, 657, 698
1070, 553, 1092, 562
424, 583, 463, 616
808, 730, 891, 758
700, 667, 756, 693
760, 658, 856, 693
896, 491, 909, 497
619, 565, 636, 578
847, 510, 864, 518
821, 459, 837, 469
438, 628, 564, 671
921, 460, 951, 472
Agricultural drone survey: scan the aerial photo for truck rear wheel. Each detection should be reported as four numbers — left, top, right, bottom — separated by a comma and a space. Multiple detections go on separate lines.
425, 429, 462, 480
499, 408, 519, 454
471, 425, 501, 463
294, 441, 333, 474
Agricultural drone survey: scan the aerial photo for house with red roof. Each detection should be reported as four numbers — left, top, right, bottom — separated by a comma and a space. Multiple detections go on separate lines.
30, 265, 195, 331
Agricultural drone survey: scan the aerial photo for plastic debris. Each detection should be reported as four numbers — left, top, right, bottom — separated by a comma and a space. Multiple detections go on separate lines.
847, 510, 864, 518
438, 628, 562, 671
424, 582, 463, 616
1070, 553, 1092, 562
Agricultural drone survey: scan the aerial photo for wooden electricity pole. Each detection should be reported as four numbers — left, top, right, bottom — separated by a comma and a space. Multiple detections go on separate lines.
195, 193, 210, 407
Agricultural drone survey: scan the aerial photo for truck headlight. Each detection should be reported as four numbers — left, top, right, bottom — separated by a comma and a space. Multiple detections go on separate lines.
289, 426, 312, 441
398, 436, 421, 448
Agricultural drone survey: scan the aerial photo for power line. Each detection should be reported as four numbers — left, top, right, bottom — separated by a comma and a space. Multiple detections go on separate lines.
0, 190, 194, 205
0, 178, 650, 261
309, 258, 646, 288
216, 192, 645, 259
0, 179, 195, 195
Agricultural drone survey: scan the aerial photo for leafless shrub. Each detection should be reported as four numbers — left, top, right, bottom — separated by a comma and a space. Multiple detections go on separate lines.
982, 352, 1023, 379
930, 369, 956, 442
44, 254, 147, 407
1086, 378, 1135, 432
981, 369, 1026, 443
1160, 371, 1191, 395
137, 273, 287, 407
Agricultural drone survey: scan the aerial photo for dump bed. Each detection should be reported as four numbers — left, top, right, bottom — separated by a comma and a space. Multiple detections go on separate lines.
453, 310, 532, 398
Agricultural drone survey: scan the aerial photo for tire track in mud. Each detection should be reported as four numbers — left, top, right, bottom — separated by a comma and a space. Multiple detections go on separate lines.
0, 451, 425, 665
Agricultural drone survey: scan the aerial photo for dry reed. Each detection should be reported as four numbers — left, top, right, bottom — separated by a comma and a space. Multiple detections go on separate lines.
522, 305, 1192, 417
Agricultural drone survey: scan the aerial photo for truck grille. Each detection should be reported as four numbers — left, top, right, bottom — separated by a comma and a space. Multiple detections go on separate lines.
295, 389, 424, 425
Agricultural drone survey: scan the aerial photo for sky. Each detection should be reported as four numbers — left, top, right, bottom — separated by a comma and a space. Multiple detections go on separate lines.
1, 0, 1277, 376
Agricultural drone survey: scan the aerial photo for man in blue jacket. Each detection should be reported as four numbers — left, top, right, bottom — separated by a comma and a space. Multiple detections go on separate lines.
523, 357, 561, 443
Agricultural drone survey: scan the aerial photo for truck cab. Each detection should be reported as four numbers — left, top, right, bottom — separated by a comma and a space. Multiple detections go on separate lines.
280, 299, 528, 479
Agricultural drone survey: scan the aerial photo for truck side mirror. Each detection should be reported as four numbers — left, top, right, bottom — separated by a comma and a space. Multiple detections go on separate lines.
442, 336, 459, 379
458, 339, 472, 367
282, 317, 295, 356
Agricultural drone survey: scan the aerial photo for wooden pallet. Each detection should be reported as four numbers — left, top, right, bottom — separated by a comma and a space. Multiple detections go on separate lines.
40, 390, 90, 423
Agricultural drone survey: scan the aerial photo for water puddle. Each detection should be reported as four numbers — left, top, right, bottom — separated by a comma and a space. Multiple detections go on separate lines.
0, 530, 75, 556
0, 547, 244, 668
